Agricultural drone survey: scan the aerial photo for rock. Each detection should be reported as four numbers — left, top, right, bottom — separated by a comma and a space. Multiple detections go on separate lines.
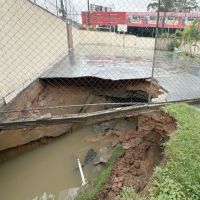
84, 149, 97, 165
94, 122, 114, 136
93, 147, 111, 165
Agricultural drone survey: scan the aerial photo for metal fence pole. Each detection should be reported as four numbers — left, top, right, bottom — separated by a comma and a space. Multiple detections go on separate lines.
65, 0, 74, 54
148, 0, 161, 104
56, 0, 58, 16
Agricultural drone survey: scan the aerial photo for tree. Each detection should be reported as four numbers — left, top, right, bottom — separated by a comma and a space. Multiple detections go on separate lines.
173, 20, 200, 56
147, 0, 174, 12
147, 0, 199, 12
182, 20, 200, 56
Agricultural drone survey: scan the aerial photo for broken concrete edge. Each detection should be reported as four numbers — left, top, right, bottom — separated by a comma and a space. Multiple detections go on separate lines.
1, 99, 200, 130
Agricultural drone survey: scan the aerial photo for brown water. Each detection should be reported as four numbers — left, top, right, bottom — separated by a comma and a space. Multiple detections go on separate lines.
0, 118, 137, 200
0, 125, 111, 200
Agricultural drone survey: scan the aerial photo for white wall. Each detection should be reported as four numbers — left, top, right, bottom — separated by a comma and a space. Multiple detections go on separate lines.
0, 0, 68, 99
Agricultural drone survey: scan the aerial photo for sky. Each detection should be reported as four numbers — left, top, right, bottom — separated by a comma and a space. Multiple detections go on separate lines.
34, 0, 152, 14
33, 0, 152, 23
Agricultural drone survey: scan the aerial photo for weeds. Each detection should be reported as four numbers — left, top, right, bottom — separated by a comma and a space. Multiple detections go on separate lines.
117, 187, 144, 200
77, 104, 200, 200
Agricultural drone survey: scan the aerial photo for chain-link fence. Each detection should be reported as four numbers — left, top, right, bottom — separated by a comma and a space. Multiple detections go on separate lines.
0, 0, 200, 122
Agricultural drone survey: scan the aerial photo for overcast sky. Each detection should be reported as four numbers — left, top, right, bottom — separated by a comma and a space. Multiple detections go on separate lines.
34, 0, 152, 14
32, 0, 153, 23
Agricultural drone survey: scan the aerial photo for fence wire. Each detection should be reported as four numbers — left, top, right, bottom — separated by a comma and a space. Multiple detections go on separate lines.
0, 0, 200, 121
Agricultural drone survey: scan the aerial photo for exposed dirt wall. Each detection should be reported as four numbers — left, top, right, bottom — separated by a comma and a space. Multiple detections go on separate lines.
96, 111, 176, 200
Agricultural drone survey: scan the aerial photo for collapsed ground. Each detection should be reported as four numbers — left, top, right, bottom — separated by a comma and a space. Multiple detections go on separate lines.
0, 77, 163, 154
0, 77, 199, 200
76, 104, 200, 200
96, 111, 176, 200
75, 109, 176, 200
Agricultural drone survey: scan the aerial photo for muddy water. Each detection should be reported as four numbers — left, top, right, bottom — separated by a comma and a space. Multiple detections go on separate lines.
0, 119, 137, 200
0, 125, 112, 200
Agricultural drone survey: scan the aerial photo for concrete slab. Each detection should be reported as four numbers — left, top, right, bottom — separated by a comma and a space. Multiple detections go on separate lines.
41, 50, 200, 103
41, 55, 153, 80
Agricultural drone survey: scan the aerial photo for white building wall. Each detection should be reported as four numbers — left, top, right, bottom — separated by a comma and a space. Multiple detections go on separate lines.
0, 0, 68, 100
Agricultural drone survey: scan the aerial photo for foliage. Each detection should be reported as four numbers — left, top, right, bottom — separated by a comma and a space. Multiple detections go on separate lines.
150, 104, 200, 200
77, 104, 200, 200
117, 187, 144, 200
147, 0, 199, 12
158, 32, 181, 51
174, 20, 200, 56
167, 40, 181, 51
147, 0, 174, 12
181, 20, 200, 57
75, 146, 125, 200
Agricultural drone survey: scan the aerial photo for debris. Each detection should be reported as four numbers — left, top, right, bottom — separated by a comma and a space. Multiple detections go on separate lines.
93, 147, 112, 165
84, 149, 97, 165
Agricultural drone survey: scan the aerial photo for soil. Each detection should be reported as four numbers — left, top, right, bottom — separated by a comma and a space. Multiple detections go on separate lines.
96, 111, 176, 200
0, 78, 162, 152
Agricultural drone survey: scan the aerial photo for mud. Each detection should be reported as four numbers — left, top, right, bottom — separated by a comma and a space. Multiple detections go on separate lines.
96, 111, 176, 200
0, 78, 162, 152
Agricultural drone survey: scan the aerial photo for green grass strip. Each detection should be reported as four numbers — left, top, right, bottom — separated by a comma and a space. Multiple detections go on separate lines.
150, 103, 200, 200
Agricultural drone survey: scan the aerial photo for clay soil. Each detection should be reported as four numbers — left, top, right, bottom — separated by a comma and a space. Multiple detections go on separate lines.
96, 111, 176, 200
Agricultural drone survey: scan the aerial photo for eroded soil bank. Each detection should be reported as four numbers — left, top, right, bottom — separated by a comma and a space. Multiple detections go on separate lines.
0, 106, 176, 200
96, 111, 176, 200
0, 78, 163, 152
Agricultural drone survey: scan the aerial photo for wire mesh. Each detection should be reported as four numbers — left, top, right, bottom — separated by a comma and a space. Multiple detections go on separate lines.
0, 0, 200, 121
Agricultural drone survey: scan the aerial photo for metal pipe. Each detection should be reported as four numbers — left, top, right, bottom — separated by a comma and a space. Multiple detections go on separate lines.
77, 158, 87, 186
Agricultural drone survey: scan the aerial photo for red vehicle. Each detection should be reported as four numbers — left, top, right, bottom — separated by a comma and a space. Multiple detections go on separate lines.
82, 11, 200, 29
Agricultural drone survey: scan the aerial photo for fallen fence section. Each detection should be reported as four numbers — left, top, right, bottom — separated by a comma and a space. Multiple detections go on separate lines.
0, 99, 200, 130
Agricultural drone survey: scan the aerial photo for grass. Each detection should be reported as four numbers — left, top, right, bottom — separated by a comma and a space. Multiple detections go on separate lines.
76, 104, 200, 200
117, 187, 144, 200
75, 146, 125, 200
117, 104, 200, 200
150, 103, 200, 200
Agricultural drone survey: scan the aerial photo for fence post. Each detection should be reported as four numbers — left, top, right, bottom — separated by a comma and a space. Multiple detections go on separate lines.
148, 0, 161, 104
60, 0, 74, 55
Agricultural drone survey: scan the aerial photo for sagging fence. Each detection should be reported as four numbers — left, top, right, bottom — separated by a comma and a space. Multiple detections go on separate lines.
0, 0, 200, 123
